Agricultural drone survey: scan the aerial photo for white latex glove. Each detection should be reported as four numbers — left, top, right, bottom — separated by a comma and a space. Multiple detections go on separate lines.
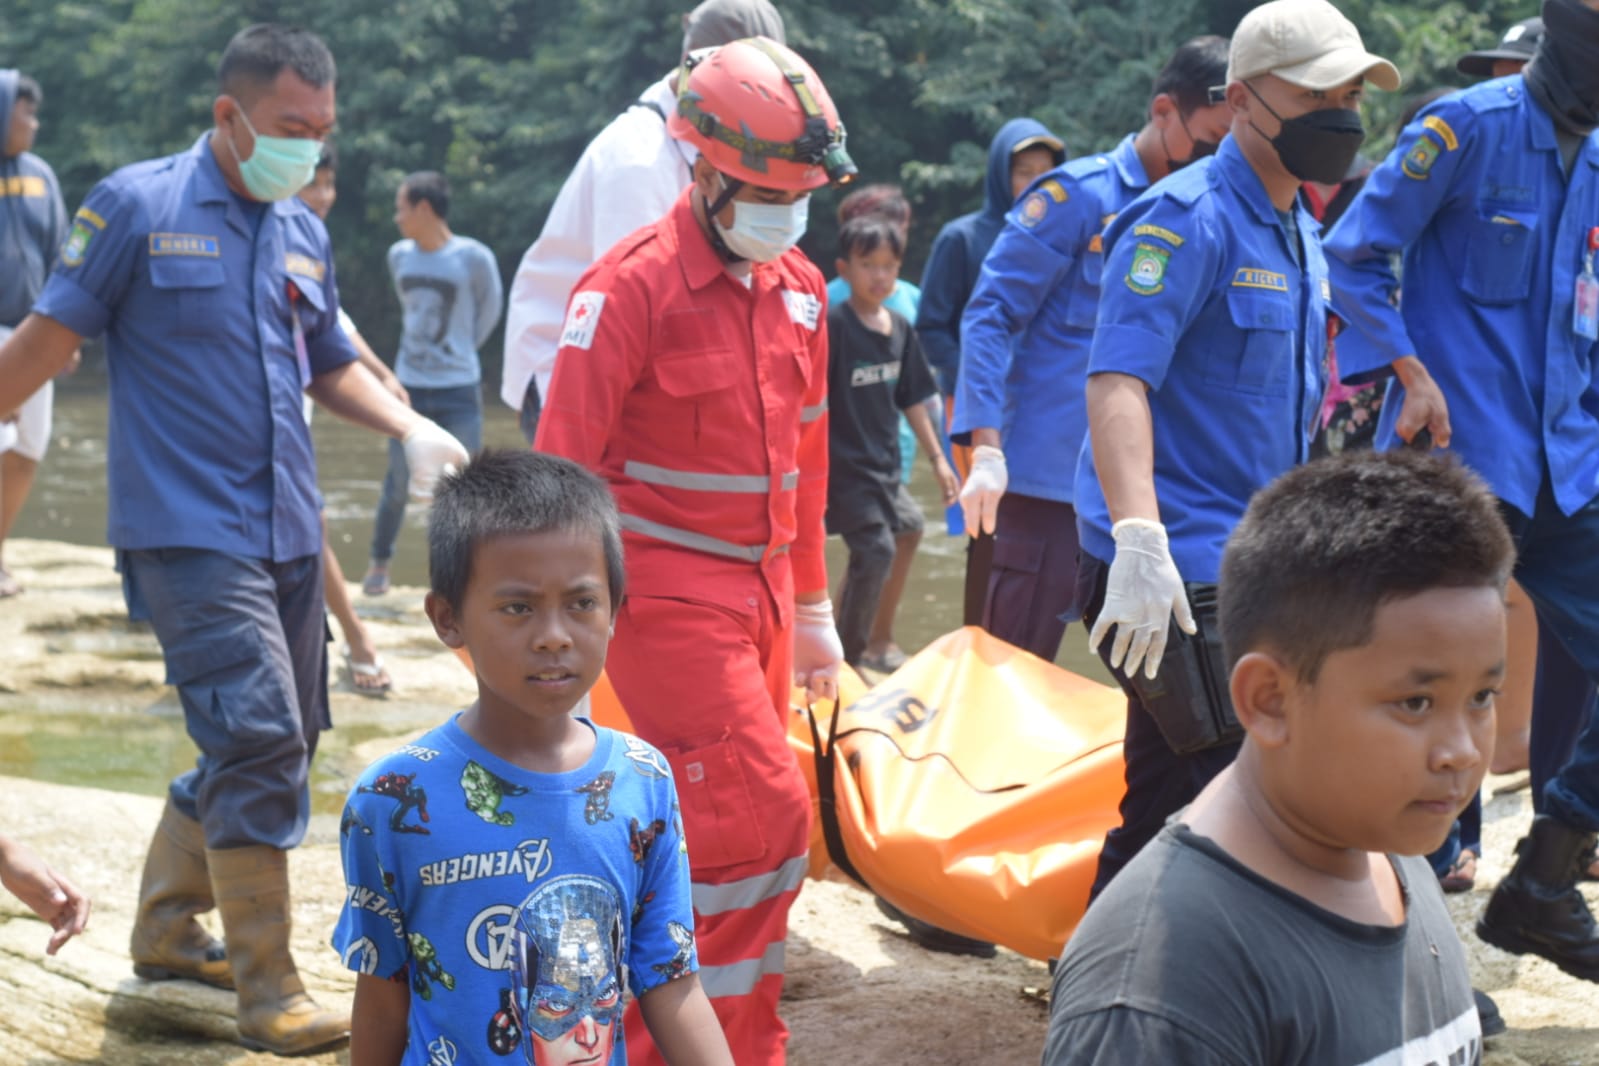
793, 598, 844, 703
959, 444, 1008, 536
402, 418, 470, 502
1088, 518, 1196, 681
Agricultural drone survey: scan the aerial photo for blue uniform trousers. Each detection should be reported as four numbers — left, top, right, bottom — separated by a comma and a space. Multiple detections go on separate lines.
124, 548, 329, 850
1500, 484, 1599, 833
981, 493, 1078, 663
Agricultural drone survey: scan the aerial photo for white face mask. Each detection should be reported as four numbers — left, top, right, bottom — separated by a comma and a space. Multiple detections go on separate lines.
711, 178, 809, 262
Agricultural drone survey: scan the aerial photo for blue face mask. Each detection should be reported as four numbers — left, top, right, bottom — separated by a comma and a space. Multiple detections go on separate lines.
226, 99, 323, 202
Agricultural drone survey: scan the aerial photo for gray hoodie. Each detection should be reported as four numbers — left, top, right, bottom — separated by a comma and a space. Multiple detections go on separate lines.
1, 70, 68, 328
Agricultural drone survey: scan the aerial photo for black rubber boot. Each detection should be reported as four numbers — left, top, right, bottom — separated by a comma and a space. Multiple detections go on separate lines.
1476, 815, 1599, 983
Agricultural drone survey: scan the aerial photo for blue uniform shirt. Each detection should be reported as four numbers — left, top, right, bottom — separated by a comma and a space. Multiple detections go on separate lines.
34, 134, 357, 561
1325, 77, 1599, 518
955, 134, 1150, 504
1074, 136, 1329, 582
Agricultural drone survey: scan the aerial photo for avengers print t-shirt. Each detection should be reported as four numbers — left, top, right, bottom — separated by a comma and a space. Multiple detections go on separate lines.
333, 715, 695, 1065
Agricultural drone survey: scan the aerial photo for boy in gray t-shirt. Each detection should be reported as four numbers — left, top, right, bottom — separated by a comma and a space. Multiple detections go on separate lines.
363, 170, 504, 595
1044, 449, 1504, 1065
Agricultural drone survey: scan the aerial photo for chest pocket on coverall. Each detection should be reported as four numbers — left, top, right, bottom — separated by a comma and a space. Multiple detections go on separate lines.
1460, 209, 1537, 304
1062, 250, 1106, 330
654, 309, 740, 446
1207, 288, 1295, 396
149, 256, 227, 339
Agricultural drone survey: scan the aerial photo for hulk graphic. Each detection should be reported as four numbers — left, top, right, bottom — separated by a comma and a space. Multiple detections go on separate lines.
408, 931, 456, 1000
461, 761, 529, 826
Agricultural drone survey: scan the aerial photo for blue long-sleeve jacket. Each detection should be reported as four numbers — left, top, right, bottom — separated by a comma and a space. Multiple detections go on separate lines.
916, 117, 1064, 396
954, 135, 1150, 504
1325, 76, 1599, 517
0, 70, 67, 328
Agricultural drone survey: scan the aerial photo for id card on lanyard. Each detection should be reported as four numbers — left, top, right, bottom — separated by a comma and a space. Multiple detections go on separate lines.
1576, 226, 1599, 342
285, 280, 313, 389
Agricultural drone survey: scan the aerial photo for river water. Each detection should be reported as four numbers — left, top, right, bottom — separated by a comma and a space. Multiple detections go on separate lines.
19, 381, 1108, 677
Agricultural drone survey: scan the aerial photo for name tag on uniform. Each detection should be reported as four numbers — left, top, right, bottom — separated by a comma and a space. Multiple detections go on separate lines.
149, 233, 220, 257
782, 289, 821, 330
0, 176, 46, 198
284, 252, 326, 282
1232, 268, 1289, 292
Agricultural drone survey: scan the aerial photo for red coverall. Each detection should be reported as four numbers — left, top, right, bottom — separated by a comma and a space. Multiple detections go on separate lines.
536, 188, 828, 1065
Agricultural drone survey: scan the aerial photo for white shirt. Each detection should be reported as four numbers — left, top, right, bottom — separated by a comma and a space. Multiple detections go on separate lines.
500, 73, 697, 410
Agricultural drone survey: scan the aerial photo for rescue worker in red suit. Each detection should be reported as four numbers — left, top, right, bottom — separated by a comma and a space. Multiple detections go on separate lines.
535, 36, 854, 1065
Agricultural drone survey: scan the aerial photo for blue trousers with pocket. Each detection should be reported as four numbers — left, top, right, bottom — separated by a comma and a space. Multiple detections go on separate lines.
123, 548, 329, 850
370, 383, 483, 562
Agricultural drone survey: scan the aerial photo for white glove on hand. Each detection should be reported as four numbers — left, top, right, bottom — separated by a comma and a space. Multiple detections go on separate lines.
959, 444, 1008, 536
402, 418, 470, 502
1088, 518, 1196, 681
793, 598, 845, 703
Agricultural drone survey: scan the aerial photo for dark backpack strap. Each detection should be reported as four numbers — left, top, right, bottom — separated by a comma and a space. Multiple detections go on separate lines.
806, 699, 869, 889
630, 98, 668, 122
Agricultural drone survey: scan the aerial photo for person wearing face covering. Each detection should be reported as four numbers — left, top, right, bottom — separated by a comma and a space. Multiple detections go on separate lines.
953, 36, 1232, 669
1072, 0, 1401, 902
535, 37, 851, 1066
0, 25, 469, 1054
1324, 0, 1599, 985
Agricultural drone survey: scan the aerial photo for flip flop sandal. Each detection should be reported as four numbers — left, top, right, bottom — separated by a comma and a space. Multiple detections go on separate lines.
343, 645, 393, 697
361, 569, 390, 597
0, 567, 21, 598
857, 647, 909, 674
1440, 849, 1477, 894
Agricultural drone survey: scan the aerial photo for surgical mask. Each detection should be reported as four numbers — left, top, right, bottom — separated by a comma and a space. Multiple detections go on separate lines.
1245, 82, 1366, 185
225, 100, 324, 202
710, 178, 809, 263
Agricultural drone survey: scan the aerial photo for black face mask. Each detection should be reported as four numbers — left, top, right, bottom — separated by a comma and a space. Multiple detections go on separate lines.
1161, 112, 1220, 172
1525, 0, 1599, 135
1246, 81, 1366, 185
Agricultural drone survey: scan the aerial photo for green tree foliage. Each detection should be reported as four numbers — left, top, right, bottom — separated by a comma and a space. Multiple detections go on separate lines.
3, 0, 1534, 380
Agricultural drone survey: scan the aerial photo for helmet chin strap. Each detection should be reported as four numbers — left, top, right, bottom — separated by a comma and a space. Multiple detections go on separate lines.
703, 176, 747, 264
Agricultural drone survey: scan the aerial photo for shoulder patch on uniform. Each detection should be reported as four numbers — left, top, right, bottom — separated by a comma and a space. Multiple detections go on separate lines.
560, 291, 606, 350
1018, 191, 1050, 229
782, 289, 822, 330
1232, 268, 1288, 292
1040, 179, 1069, 203
1401, 135, 1443, 180
149, 233, 220, 257
60, 207, 108, 268
1132, 224, 1184, 247
284, 252, 326, 282
1421, 115, 1458, 151
1125, 242, 1170, 295
1087, 214, 1117, 255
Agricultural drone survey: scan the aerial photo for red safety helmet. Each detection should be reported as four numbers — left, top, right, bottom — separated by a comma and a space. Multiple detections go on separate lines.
669, 36, 856, 192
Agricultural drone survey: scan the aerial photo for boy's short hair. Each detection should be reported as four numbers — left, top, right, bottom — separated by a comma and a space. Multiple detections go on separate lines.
428, 449, 626, 612
837, 215, 905, 262
1153, 35, 1229, 114
218, 24, 336, 102
402, 170, 450, 220
1219, 450, 1514, 682
837, 183, 912, 234
15, 74, 42, 106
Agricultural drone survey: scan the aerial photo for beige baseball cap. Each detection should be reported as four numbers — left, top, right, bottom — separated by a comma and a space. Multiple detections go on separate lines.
1227, 0, 1401, 91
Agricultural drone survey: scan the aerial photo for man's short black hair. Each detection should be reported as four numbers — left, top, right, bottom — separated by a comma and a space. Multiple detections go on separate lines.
837, 183, 912, 234
217, 24, 336, 102
14, 74, 42, 106
317, 140, 338, 172
429, 449, 626, 612
1153, 35, 1229, 115
1219, 450, 1514, 683
402, 171, 450, 221
837, 215, 904, 262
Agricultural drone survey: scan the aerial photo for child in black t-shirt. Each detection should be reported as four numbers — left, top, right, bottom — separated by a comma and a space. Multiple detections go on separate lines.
826, 216, 959, 670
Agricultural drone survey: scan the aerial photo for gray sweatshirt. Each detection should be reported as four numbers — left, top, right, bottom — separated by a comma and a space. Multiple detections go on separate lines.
387, 234, 503, 388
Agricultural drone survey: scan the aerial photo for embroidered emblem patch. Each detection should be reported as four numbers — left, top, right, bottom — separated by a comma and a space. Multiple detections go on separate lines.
560, 291, 606, 350
781, 289, 821, 330
1132, 224, 1185, 247
61, 207, 106, 268
1125, 242, 1170, 295
1402, 135, 1442, 180
1018, 191, 1049, 228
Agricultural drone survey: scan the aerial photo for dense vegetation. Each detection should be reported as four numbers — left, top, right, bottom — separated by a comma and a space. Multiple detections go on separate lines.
5, 0, 1528, 378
